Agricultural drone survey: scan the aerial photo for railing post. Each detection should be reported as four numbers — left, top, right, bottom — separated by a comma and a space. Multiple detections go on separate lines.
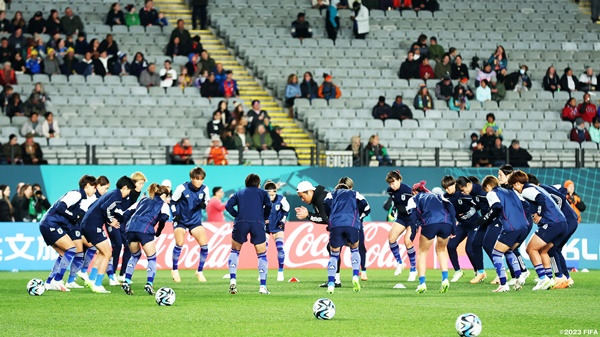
435, 147, 440, 167
91, 145, 97, 165
165, 146, 171, 164
580, 148, 585, 168
576, 148, 581, 168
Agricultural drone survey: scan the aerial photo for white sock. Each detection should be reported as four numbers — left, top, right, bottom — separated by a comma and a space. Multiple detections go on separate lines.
335, 273, 341, 283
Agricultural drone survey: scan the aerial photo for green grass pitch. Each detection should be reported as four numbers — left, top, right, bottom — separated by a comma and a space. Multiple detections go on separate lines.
2, 269, 599, 336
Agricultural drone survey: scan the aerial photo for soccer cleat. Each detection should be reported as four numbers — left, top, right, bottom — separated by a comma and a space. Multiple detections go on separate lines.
259, 286, 270, 295
553, 276, 567, 287
493, 284, 510, 293
319, 282, 342, 288
109, 278, 121, 286
326, 282, 335, 294
84, 278, 95, 289
121, 282, 134, 295
117, 275, 126, 283
567, 278, 574, 288
469, 272, 487, 284
92, 285, 111, 294
171, 270, 181, 283
522, 270, 530, 280
360, 271, 368, 281
352, 276, 361, 292
490, 276, 500, 285
440, 279, 450, 293
229, 279, 237, 295
46, 280, 69, 292
450, 270, 464, 283
552, 280, 569, 289
66, 281, 84, 289
506, 278, 517, 286
144, 283, 155, 295
76, 271, 89, 283
277, 271, 284, 282
415, 283, 427, 293
394, 262, 405, 276
547, 278, 556, 289
532, 277, 552, 291
195, 271, 207, 282
407, 271, 418, 282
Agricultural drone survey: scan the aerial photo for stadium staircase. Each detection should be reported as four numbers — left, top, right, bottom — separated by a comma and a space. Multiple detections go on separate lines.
156, 0, 316, 165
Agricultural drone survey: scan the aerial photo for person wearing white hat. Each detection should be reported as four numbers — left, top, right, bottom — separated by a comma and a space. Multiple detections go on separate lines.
161, 179, 172, 193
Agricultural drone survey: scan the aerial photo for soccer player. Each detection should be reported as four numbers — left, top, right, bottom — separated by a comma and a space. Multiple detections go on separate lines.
81, 176, 135, 293
385, 170, 419, 281
226, 174, 272, 294
508, 170, 567, 291
322, 180, 370, 294
480, 176, 530, 292
408, 181, 455, 294
40, 175, 97, 292
121, 183, 170, 296
264, 180, 290, 282
170, 167, 211, 283
441, 175, 479, 283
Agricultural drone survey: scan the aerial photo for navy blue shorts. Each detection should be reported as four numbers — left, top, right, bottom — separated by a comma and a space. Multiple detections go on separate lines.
40, 224, 68, 246
497, 227, 529, 247
174, 222, 203, 232
536, 221, 567, 245
266, 222, 284, 234
82, 225, 108, 245
232, 221, 266, 245
126, 232, 155, 246
420, 223, 453, 240
395, 216, 411, 228
329, 226, 360, 248
68, 225, 82, 240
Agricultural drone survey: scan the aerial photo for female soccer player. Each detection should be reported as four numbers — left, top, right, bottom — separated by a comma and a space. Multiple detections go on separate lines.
264, 180, 290, 282
121, 183, 170, 296
441, 175, 479, 283
40, 175, 97, 292
322, 180, 370, 294
407, 181, 455, 294
171, 167, 211, 283
226, 174, 272, 294
508, 170, 567, 291
480, 176, 530, 292
81, 176, 135, 293
385, 170, 418, 281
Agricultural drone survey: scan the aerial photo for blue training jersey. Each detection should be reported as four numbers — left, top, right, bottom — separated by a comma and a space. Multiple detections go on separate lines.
125, 195, 170, 235
540, 184, 578, 231
81, 189, 125, 230
485, 187, 529, 231
267, 194, 290, 227
323, 189, 370, 230
407, 192, 455, 227
40, 189, 95, 228
521, 183, 567, 225
387, 183, 412, 225
445, 191, 480, 226
171, 182, 210, 226
226, 187, 272, 223
469, 183, 490, 214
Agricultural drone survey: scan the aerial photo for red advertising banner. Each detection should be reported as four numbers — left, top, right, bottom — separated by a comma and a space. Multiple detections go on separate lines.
126, 222, 470, 270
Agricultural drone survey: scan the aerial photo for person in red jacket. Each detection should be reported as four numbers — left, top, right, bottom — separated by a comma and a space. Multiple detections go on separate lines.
419, 57, 435, 81
562, 98, 580, 122
172, 138, 194, 164
578, 93, 597, 123
570, 118, 591, 143
0, 61, 16, 86
206, 186, 226, 222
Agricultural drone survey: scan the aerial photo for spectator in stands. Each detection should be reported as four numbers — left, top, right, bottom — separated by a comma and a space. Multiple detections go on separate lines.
112, 52, 130, 76
448, 85, 470, 111
3, 134, 22, 164
543, 66, 560, 93
508, 139, 532, 167
589, 117, 600, 143
508, 65, 532, 92
6, 93, 23, 119
564, 180, 586, 222
456, 77, 475, 100
206, 186, 226, 222
372, 96, 391, 120
130, 52, 148, 77
450, 55, 468, 80
247, 100, 270, 135
469, 132, 479, 151
480, 113, 502, 136
41, 112, 59, 139
435, 74, 453, 101
23, 95, 46, 117
61, 7, 84, 35
21, 134, 46, 165
191, 0, 208, 30
74, 33, 88, 55
345, 135, 363, 166
205, 135, 228, 165
480, 126, 498, 150
199, 50, 216, 74
45, 10, 61, 36
25, 50, 42, 75
419, 57, 435, 81
578, 92, 597, 123
170, 19, 191, 50
0, 11, 10, 33
178, 66, 193, 88
300, 71, 319, 100
92, 51, 110, 77
475, 79, 491, 102
214, 100, 230, 124
158, 12, 169, 27
221, 130, 236, 150
490, 76, 506, 102
271, 126, 295, 153
188, 36, 203, 55
0, 185, 13, 221
234, 124, 250, 151
391, 95, 413, 120
570, 117, 591, 144
75, 51, 93, 76
476, 63, 495, 87
42, 48, 61, 76
0, 61, 15, 86
366, 134, 392, 166
291, 12, 313, 40
489, 137, 507, 167
313, 0, 330, 10
578, 66, 597, 92
159, 60, 177, 87
0, 85, 13, 113
487, 46, 507, 72
221, 70, 238, 98
140, 62, 161, 87
172, 138, 194, 164
351, 1, 369, 39
318, 74, 341, 100
428, 37, 444, 63
434, 54, 451, 79
10, 15, 25, 39
200, 72, 221, 98
562, 97, 580, 122
106, 3, 126, 26
28, 11, 46, 35
593, 0, 600, 23
20, 112, 43, 137
228, 102, 244, 129
207, 111, 225, 138
139, 0, 159, 26
125, 4, 141, 26
413, 84, 433, 111
560, 67, 579, 94
410, 34, 429, 59
12, 184, 32, 221
88, 38, 101, 54
325, 2, 340, 41
0, 38, 13, 64
285, 74, 301, 117
398, 51, 419, 80
252, 124, 272, 151
195, 69, 208, 88
471, 141, 491, 167
185, 53, 200, 78
99, 34, 119, 57
213, 62, 226, 85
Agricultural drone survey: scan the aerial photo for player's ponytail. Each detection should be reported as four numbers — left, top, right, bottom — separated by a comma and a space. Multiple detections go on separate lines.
147, 183, 159, 199
337, 177, 354, 189
335, 183, 350, 190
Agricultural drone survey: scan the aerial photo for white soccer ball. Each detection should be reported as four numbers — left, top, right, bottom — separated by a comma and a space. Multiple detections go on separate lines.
313, 298, 336, 320
27, 278, 45, 296
456, 313, 482, 337
155, 287, 176, 306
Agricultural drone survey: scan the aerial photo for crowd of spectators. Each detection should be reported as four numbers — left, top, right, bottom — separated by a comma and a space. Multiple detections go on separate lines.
0, 133, 47, 165
0, 182, 50, 222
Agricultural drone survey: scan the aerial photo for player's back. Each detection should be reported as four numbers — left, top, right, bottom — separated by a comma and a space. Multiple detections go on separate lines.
490, 187, 529, 231
412, 193, 453, 226
446, 192, 479, 225
40, 189, 84, 227
227, 187, 271, 223
326, 189, 363, 229
126, 196, 168, 233
522, 183, 566, 225
82, 189, 121, 227
540, 184, 578, 227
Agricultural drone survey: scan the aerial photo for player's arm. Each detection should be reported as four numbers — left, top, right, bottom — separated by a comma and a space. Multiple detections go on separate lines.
54, 191, 83, 223
155, 203, 170, 236
521, 187, 543, 216
262, 191, 272, 220
406, 197, 421, 226
442, 197, 456, 228
323, 192, 332, 218
309, 193, 329, 224
170, 184, 186, 219
476, 192, 502, 227
225, 193, 239, 218
356, 192, 371, 220
121, 201, 139, 225
279, 197, 290, 228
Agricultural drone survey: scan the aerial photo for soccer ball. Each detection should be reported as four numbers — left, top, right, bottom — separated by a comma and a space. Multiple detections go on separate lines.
313, 298, 336, 320
155, 287, 176, 306
27, 278, 45, 296
456, 313, 482, 337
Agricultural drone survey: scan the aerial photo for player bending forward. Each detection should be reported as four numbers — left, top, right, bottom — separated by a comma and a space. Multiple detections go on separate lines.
264, 180, 289, 282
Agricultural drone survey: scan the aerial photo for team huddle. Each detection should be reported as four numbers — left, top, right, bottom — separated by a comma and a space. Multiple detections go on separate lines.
36, 165, 578, 295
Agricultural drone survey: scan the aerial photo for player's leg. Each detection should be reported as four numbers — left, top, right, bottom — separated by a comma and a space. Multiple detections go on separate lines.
358, 228, 367, 281
415, 233, 433, 293
46, 234, 76, 292
469, 226, 488, 284
326, 227, 344, 293
91, 239, 113, 293
122, 240, 141, 295
142, 239, 158, 294
436, 235, 450, 293
171, 227, 187, 282
491, 241, 510, 292
80, 238, 95, 279
107, 226, 122, 285
483, 223, 504, 285
349, 235, 361, 292
404, 225, 418, 281
553, 227, 577, 288
273, 231, 285, 281
228, 239, 242, 294
118, 230, 131, 282
322, 244, 342, 287
448, 225, 468, 282
251, 222, 269, 294
190, 225, 209, 282
66, 238, 85, 288
388, 222, 407, 275
465, 227, 477, 274
527, 234, 552, 290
